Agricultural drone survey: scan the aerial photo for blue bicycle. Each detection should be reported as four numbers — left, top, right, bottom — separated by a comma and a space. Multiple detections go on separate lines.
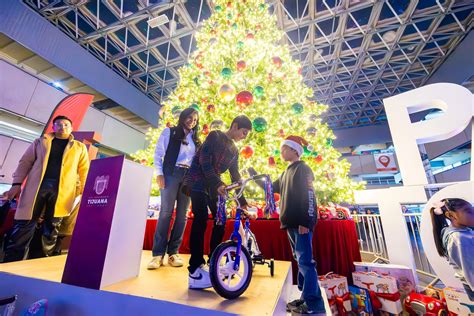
209, 174, 276, 299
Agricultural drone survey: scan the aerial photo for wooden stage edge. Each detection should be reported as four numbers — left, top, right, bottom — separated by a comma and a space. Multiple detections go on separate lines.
0, 251, 294, 316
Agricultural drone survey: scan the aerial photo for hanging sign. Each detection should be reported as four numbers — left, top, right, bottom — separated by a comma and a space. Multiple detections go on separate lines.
374, 153, 397, 172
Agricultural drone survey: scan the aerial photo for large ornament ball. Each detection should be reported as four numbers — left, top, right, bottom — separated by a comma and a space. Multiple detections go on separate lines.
210, 120, 224, 130
215, 5, 222, 11
309, 114, 318, 121
171, 105, 181, 115
314, 155, 323, 163
252, 117, 268, 132
221, 67, 232, 79
292, 103, 304, 114
237, 60, 246, 71
273, 149, 281, 156
240, 146, 254, 159
272, 56, 283, 68
219, 84, 236, 102
191, 103, 200, 111
246, 33, 255, 40
237, 41, 244, 49
253, 86, 264, 99
274, 193, 280, 202
236, 90, 254, 106
326, 138, 333, 147
202, 124, 209, 136
306, 127, 317, 136
207, 104, 215, 112
268, 156, 276, 167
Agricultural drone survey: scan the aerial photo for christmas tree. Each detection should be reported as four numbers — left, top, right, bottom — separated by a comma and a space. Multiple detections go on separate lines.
133, 0, 364, 203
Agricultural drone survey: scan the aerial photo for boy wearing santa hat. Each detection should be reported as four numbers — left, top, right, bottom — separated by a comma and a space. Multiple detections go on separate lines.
250, 135, 325, 315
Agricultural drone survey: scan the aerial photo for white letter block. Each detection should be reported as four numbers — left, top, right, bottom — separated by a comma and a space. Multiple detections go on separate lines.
383, 83, 473, 185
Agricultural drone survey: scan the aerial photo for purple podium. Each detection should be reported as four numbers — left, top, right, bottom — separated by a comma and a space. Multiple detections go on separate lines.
62, 156, 153, 289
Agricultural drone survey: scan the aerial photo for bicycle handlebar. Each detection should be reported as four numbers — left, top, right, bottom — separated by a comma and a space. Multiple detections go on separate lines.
224, 174, 269, 201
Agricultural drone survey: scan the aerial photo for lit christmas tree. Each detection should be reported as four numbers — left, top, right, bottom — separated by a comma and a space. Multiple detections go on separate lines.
133, 0, 364, 203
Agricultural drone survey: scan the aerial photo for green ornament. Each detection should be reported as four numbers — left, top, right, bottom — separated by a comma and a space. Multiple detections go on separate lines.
227, 13, 233, 20
273, 149, 281, 156
326, 138, 333, 147
311, 151, 319, 157
253, 86, 264, 99
237, 41, 244, 49
292, 103, 304, 114
221, 68, 232, 79
252, 117, 268, 133
215, 5, 222, 12
193, 77, 199, 86
171, 106, 181, 114
259, 3, 266, 10
232, 23, 238, 29
191, 103, 200, 111
303, 146, 312, 157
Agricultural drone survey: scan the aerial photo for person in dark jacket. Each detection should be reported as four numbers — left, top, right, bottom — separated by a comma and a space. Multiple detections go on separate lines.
183, 115, 251, 289
147, 107, 200, 270
250, 135, 325, 315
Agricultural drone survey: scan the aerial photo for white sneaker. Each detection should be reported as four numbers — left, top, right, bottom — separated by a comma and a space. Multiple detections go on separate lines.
188, 264, 212, 289
168, 254, 184, 267
147, 256, 163, 270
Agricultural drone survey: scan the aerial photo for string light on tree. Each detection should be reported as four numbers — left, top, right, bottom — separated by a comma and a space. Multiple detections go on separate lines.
132, 0, 363, 203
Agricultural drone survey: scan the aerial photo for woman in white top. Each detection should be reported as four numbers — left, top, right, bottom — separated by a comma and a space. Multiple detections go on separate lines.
148, 107, 200, 269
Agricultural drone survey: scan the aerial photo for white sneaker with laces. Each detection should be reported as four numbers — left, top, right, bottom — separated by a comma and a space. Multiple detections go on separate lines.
188, 264, 212, 289
147, 256, 163, 270
168, 254, 184, 267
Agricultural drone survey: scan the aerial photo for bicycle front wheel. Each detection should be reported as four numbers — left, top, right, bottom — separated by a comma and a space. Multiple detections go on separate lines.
209, 240, 253, 299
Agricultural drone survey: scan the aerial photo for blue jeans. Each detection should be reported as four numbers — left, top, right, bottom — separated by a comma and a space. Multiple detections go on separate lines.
287, 228, 325, 312
152, 167, 190, 257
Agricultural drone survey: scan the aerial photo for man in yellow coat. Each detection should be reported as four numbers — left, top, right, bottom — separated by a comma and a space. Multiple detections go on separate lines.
1, 115, 89, 262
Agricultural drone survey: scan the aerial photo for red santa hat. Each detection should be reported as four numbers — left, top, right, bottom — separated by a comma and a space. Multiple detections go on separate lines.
281, 135, 308, 157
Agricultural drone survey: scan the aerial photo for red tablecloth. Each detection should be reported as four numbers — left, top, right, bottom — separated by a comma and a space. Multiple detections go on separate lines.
143, 218, 361, 281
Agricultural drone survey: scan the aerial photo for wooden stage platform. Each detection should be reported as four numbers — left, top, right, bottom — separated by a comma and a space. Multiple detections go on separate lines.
0, 251, 295, 315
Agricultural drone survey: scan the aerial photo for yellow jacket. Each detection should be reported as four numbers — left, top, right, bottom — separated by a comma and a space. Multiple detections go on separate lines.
12, 133, 90, 220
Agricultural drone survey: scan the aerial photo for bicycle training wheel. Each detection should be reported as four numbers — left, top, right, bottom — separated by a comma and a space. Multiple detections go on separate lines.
209, 240, 253, 299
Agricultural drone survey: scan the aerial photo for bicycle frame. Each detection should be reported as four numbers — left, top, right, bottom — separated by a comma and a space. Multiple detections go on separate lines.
221, 174, 274, 271
229, 207, 245, 271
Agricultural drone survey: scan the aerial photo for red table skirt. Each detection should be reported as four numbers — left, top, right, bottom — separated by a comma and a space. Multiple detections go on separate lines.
143, 218, 361, 281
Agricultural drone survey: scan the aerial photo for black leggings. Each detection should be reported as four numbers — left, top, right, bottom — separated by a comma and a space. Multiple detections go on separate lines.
188, 191, 225, 273
3, 179, 63, 262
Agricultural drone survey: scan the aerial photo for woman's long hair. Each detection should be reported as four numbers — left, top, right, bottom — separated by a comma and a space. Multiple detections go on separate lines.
431, 198, 471, 257
177, 107, 201, 147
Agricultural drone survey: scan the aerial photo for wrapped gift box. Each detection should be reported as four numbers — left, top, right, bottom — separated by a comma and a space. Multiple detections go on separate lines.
354, 262, 417, 298
443, 287, 474, 315
349, 285, 374, 315
353, 271, 403, 314
318, 272, 351, 315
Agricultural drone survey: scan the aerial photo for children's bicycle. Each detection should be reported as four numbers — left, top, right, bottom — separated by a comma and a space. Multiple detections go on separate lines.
209, 174, 276, 299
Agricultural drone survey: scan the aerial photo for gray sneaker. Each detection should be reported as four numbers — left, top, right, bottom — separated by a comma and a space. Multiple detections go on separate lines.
286, 299, 305, 312
291, 303, 326, 315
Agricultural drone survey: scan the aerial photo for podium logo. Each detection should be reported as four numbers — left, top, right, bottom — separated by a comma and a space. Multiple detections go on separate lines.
94, 175, 109, 195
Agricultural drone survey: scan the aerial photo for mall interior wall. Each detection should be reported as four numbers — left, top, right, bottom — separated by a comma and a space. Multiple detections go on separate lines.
0, 59, 147, 185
